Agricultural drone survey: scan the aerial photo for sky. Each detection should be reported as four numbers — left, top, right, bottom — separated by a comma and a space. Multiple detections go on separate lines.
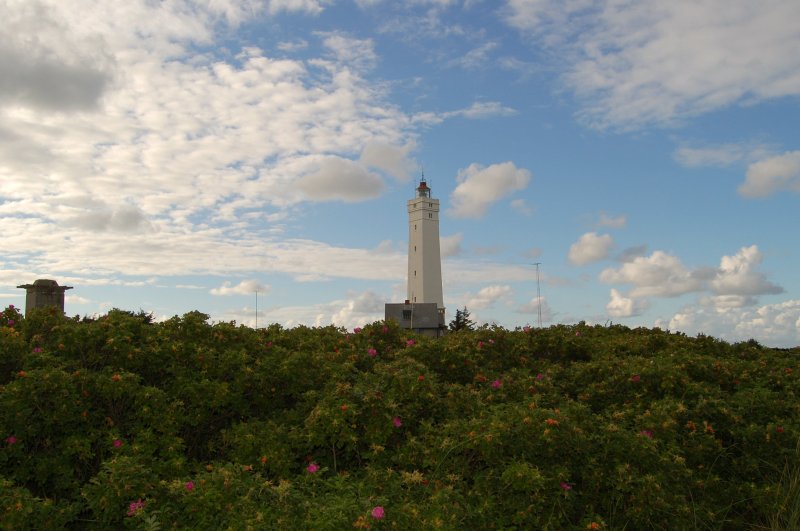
1, 0, 799, 347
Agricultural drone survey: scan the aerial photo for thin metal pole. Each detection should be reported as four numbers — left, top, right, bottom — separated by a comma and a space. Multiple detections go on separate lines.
536, 263, 542, 328
255, 289, 258, 330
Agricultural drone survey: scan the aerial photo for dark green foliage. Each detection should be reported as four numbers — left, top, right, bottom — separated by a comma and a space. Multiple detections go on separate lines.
448, 306, 475, 332
1, 308, 799, 529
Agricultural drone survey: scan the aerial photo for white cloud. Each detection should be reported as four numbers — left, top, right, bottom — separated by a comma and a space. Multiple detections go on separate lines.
440, 233, 464, 258
739, 151, 800, 198
277, 39, 309, 53
606, 288, 648, 318
601, 245, 783, 306
659, 299, 800, 347
517, 295, 553, 323
267, 0, 330, 15
0, 1, 420, 284
319, 32, 378, 71
710, 245, 783, 297
506, 0, 800, 129
211, 279, 269, 296
295, 156, 385, 202
330, 290, 386, 327
511, 198, 533, 215
448, 162, 531, 218
467, 285, 513, 310
568, 232, 613, 266
599, 250, 704, 298
673, 142, 773, 168
65, 294, 91, 305
449, 101, 517, 119
596, 212, 626, 229
360, 142, 416, 182
450, 41, 499, 69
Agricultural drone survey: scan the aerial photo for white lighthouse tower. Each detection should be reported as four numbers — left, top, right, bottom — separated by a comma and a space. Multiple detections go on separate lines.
385, 178, 445, 336
407, 180, 444, 310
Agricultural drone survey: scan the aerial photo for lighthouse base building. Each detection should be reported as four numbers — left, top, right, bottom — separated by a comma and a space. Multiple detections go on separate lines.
385, 301, 445, 337
385, 179, 446, 337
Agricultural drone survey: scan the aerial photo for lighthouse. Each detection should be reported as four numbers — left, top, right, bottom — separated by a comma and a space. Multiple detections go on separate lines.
385, 179, 446, 336
407, 180, 444, 309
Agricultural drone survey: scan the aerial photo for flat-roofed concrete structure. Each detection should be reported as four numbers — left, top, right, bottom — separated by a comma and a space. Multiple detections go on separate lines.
17, 279, 73, 316
385, 301, 445, 337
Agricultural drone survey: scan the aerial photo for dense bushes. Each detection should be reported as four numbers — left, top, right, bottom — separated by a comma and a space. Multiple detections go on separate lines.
1, 305, 799, 529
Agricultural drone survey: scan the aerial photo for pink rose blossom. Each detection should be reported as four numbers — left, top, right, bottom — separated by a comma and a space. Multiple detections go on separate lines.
306, 462, 320, 473
630, 374, 641, 383
406, 339, 415, 347
368, 348, 377, 357
5, 435, 17, 445
185, 481, 194, 491
354, 327, 362, 333
523, 325, 531, 333
127, 499, 145, 516
382, 326, 389, 333
392, 416, 402, 428
491, 379, 503, 389
639, 430, 653, 438
371, 506, 385, 519
33, 347, 42, 353
7, 319, 14, 326
113, 439, 123, 448
536, 373, 544, 381
560, 482, 572, 491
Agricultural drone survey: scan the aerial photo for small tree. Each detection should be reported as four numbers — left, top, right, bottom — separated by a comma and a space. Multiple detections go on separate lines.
449, 306, 475, 332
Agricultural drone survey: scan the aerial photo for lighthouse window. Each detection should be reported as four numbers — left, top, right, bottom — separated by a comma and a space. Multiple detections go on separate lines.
414, 270, 417, 276
429, 213, 432, 218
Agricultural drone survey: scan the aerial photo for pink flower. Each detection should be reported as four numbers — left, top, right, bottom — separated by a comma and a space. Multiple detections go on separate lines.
382, 326, 389, 333
560, 482, 572, 491
371, 506, 385, 519
368, 348, 377, 357
354, 327, 362, 333
630, 374, 641, 383
113, 439, 123, 448
406, 339, 415, 347
185, 481, 194, 491
306, 462, 320, 474
5, 435, 17, 445
523, 326, 531, 333
127, 499, 145, 516
393, 416, 402, 428
8, 304, 13, 309
478, 341, 484, 348
7, 319, 14, 326
536, 373, 544, 381
575, 331, 581, 337
639, 430, 653, 438
492, 379, 503, 389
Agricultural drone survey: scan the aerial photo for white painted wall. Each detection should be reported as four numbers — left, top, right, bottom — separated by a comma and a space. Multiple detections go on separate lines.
407, 183, 444, 309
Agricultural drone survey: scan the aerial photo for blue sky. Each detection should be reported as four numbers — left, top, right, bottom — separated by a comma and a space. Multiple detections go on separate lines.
1, 0, 798, 346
